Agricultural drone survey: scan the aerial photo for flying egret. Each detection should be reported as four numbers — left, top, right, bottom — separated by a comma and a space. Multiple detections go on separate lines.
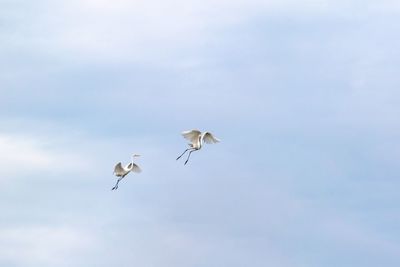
176, 129, 220, 165
112, 154, 141, 190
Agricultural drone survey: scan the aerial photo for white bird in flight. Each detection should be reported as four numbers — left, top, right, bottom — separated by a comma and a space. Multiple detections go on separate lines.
112, 154, 142, 190
176, 129, 220, 165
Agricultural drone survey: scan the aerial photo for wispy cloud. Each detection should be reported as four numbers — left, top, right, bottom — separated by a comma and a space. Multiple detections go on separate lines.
2, 0, 376, 64
1, 0, 400, 266
0, 225, 95, 266
0, 133, 88, 179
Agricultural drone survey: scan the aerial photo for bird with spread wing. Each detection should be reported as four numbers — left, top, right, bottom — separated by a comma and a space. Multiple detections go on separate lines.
176, 129, 220, 165
112, 154, 141, 190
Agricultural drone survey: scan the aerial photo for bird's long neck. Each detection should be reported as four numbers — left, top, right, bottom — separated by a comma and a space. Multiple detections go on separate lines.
198, 135, 203, 148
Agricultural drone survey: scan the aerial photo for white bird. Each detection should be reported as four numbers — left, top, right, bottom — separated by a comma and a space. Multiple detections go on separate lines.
112, 154, 141, 190
176, 129, 220, 165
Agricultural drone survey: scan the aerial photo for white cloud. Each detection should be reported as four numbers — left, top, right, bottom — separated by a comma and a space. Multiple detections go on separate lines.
0, 225, 95, 266
0, 134, 52, 170
0, 132, 90, 180
2, 0, 400, 69
2, 0, 373, 64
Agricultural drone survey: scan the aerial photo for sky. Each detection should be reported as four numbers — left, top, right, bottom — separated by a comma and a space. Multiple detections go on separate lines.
1, 0, 400, 266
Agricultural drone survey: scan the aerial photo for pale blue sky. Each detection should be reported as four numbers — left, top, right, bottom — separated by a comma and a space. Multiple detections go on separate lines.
1, 0, 400, 266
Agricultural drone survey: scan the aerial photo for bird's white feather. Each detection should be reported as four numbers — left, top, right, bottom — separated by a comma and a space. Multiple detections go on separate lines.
182, 129, 202, 144
201, 132, 220, 144
131, 163, 142, 173
114, 162, 126, 176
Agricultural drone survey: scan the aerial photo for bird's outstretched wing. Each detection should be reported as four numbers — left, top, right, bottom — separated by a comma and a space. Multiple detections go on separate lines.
182, 129, 202, 143
131, 163, 142, 173
202, 132, 220, 144
113, 162, 125, 175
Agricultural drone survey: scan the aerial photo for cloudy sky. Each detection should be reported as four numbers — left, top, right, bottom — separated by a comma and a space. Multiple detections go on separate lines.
1, 0, 400, 266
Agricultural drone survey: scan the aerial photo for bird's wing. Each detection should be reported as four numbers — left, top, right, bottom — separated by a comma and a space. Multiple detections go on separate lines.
131, 163, 142, 173
182, 129, 202, 143
113, 162, 125, 175
202, 132, 220, 144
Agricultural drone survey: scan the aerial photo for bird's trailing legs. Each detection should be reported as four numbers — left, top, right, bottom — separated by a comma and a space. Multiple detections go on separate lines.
184, 149, 198, 165
111, 178, 122, 190
176, 148, 190, 161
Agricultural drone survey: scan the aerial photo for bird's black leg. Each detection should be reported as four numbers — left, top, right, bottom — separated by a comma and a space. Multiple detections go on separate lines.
176, 148, 190, 160
184, 149, 197, 165
111, 179, 121, 190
